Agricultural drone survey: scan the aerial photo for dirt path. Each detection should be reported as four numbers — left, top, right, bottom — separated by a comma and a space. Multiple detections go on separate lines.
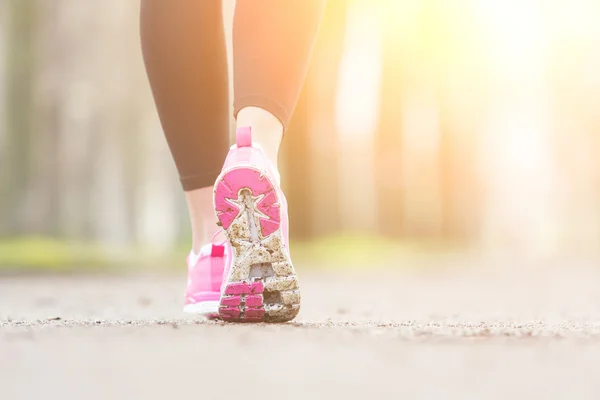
2, 262, 600, 399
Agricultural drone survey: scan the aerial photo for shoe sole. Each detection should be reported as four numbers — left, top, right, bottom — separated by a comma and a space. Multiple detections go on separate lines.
214, 166, 300, 323
182, 301, 219, 319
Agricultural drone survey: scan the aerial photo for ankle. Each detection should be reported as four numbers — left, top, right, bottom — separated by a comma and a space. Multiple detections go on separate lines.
185, 186, 218, 253
236, 106, 283, 169
191, 231, 213, 254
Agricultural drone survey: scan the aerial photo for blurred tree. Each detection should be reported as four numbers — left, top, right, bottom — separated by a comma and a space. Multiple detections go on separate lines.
0, 0, 183, 249
0, 0, 7, 234
548, 25, 600, 253
281, 86, 311, 238
2, 0, 39, 235
436, 1, 484, 240
281, 0, 348, 239
375, 1, 406, 237
392, 0, 444, 238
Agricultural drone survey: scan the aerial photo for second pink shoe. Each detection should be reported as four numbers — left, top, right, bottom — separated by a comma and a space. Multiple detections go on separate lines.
213, 127, 300, 322
183, 240, 230, 318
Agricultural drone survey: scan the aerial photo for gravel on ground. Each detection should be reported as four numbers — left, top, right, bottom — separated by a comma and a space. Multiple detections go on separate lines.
2, 257, 600, 399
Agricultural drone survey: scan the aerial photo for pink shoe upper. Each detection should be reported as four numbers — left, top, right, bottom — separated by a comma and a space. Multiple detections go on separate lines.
184, 242, 231, 306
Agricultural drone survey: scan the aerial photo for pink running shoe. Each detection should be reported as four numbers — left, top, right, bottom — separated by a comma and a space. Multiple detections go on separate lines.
213, 127, 300, 322
183, 238, 231, 318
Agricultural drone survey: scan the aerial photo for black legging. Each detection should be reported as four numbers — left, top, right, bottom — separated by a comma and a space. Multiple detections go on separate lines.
140, 0, 326, 191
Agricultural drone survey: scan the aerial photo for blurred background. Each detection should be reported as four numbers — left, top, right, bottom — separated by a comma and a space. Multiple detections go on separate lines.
2, 0, 600, 271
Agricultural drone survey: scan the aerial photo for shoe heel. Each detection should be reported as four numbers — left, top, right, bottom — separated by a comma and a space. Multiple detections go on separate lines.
214, 167, 300, 322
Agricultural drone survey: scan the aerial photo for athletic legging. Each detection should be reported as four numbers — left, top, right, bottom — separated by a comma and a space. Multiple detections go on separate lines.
140, 0, 326, 191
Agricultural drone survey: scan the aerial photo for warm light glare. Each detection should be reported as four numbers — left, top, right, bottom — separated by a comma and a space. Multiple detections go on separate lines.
332, 0, 600, 250
335, 0, 382, 141
476, 0, 548, 80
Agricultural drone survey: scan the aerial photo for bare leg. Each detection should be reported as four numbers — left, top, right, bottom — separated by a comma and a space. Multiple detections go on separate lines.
233, 0, 326, 169
140, 0, 229, 252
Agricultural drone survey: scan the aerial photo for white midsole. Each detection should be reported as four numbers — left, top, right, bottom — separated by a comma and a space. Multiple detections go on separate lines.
183, 301, 219, 315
